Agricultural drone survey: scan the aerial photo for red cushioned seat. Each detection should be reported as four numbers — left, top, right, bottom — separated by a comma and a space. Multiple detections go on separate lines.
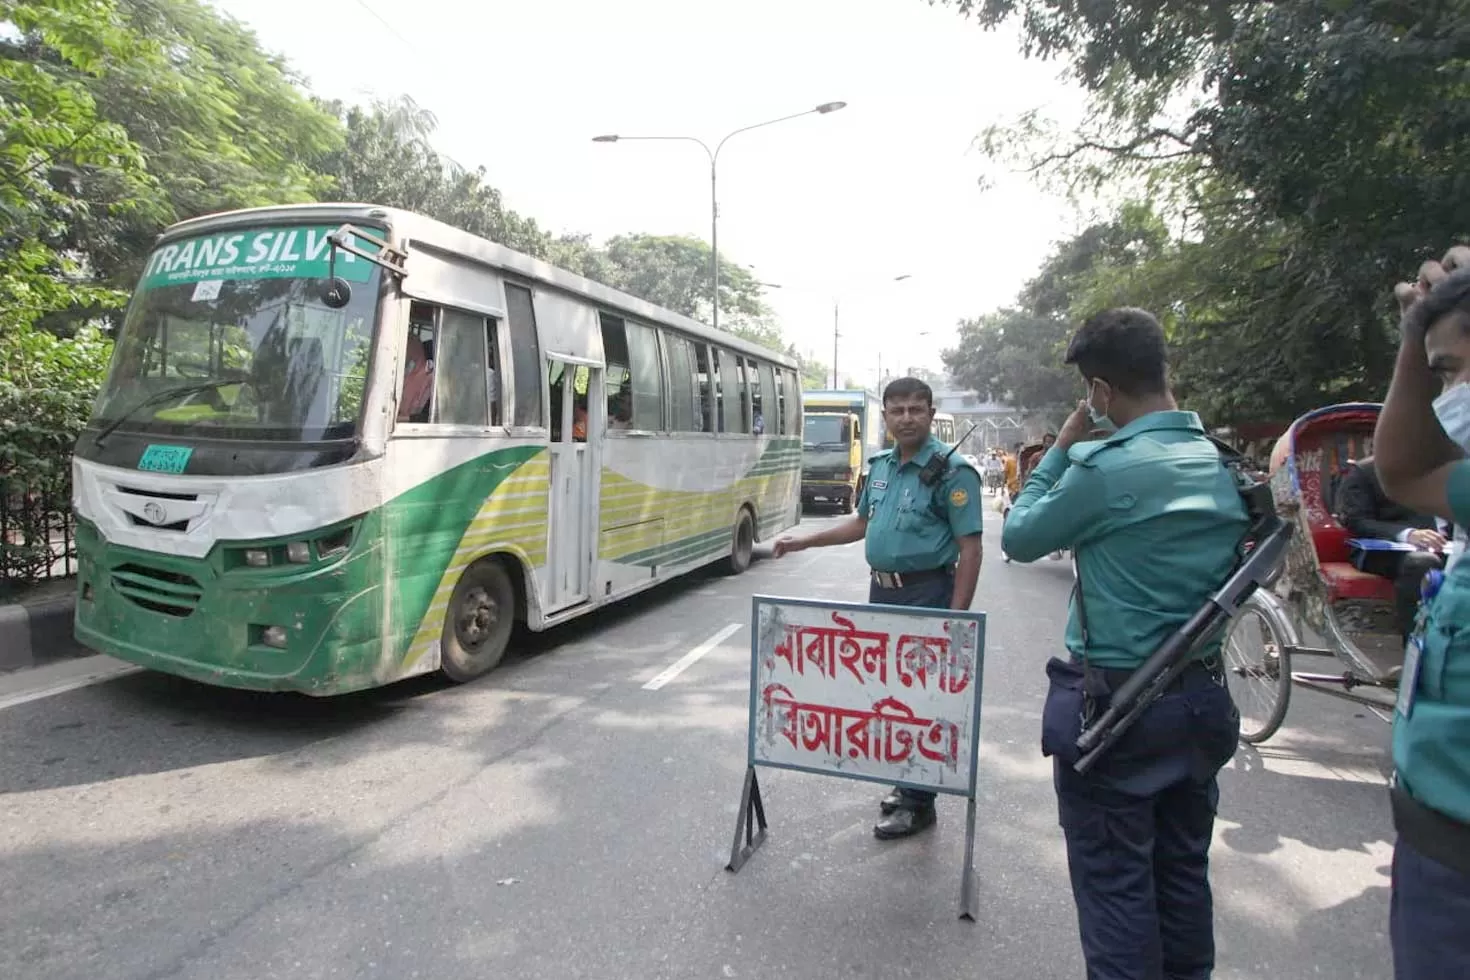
1320, 561, 1397, 602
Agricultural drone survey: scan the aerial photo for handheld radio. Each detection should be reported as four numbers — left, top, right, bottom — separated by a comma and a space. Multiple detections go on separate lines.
918, 422, 980, 487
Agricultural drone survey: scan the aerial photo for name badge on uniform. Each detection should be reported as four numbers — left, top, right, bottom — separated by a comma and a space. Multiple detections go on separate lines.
871, 480, 887, 490
1397, 635, 1423, 719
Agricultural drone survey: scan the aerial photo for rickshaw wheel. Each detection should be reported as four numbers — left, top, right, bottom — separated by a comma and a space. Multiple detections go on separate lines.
1222, 594, 1292, 744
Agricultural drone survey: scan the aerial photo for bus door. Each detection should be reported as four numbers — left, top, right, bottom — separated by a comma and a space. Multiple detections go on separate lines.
546, 356, 602, 611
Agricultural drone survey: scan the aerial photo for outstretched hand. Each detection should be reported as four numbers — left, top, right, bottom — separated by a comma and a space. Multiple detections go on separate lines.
771, 535, 806, 559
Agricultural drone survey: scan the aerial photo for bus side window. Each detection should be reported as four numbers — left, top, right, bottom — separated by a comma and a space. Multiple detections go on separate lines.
755, 362, 774, 436
787, 371, 802, 436
599, 313, 632, 428
625, 321, 664, 430
486, 318, 502, 426
399, 303, 436, 423
695, 344, 714, 432
716, 348, 739, 434
503, 283, 543, 427
774, 368, 786, 435
432, 308, 490, 426
736, 357, 753, 434
662, 332, 699, 432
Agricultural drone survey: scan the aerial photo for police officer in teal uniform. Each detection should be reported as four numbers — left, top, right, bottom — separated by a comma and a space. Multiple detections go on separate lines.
1371, 246, 1470, 979
773, 376, 984, 839
1003, 308, 1247, 980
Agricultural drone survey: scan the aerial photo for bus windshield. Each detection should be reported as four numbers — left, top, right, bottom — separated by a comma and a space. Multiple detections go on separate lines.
93, 237, 381, 443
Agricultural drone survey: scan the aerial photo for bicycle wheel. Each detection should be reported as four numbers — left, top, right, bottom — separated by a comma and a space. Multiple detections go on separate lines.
1222, 595, 1292, 744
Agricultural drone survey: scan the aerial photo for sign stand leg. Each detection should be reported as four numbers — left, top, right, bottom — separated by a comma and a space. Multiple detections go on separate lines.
959, 794, 979, 921
726, 766, 768, 873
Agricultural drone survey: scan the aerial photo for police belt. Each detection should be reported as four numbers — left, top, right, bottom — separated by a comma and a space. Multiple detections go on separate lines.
1072, 656, 1223, 695
871, 566, 955, 589
1391, 779, 1470, 878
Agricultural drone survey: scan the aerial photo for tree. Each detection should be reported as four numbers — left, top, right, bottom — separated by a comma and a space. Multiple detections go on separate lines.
0, 0, 158, 337
942, 0, 1470, 421
319, 97, 554, 257
596, 234, 771, 328
944, 207, 1168, 421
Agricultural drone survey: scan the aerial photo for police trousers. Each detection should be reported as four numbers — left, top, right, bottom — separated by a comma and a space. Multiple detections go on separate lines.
869, 570, 954, 809
1391, 827, 1470, 978
1042, 658, 1240, 980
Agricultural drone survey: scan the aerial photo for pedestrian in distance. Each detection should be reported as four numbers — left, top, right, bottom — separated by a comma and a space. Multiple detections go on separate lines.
1370, 244, 1470, 980
771, 376, 984, 839
1002, 308, 1248, 980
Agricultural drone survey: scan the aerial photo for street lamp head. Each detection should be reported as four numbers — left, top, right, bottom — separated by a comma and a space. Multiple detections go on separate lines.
592, 134, 620, 143
816, 102, 847, 114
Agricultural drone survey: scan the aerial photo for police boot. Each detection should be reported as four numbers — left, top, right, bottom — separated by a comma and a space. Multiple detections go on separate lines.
873, 803, 936, 840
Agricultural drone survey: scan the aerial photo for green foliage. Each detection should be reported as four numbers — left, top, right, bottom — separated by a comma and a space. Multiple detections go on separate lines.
0, 0, 159, 338
941, 0, 1470, 423
0, 324, 113, 590
943, 207, 1167, 420
320, 96, 553, 256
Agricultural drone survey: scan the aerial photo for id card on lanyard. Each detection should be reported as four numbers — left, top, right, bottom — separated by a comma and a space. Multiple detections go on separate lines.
1398, 634, 1423, 719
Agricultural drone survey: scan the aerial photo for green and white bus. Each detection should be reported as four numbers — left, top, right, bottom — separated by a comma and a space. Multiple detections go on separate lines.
72, 204, 802, 694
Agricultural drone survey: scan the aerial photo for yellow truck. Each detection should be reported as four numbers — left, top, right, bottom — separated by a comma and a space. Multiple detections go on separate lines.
800, 389, 884, 513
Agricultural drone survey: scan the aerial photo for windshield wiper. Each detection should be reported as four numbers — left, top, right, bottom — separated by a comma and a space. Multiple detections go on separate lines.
93, 376, 249, 448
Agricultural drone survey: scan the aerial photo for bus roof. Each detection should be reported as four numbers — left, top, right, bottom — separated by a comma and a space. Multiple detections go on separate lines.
155, 203, 800, 370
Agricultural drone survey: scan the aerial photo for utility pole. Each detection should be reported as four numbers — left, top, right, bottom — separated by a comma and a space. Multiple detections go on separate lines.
831, 300, 839, 388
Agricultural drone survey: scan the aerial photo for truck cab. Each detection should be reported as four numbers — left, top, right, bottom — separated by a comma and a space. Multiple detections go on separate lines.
800, 409, 862, 512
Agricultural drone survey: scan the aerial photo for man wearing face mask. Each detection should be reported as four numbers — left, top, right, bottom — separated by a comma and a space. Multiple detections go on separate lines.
1372, 246, 1470, 979
1432, 357, 1470, 572
1002, 308, 1247, 980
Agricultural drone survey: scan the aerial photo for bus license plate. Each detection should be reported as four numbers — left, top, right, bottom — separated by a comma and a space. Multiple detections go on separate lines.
138, 444, 194, 474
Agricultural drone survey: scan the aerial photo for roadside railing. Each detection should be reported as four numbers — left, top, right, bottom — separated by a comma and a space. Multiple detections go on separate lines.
1, 467, 76, 599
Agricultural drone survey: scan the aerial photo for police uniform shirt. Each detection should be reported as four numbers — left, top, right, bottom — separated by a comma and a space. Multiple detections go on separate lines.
857, 434, 984, 573
1001, 411, 1249, 669
1394, 461, 1470, 826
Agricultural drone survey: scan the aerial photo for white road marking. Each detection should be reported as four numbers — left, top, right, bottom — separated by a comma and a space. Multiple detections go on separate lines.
0, 655, 143, 712
642, 623, 743, 691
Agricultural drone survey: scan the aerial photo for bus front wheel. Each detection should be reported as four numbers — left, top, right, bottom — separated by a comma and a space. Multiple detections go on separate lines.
441, 559, 515, 683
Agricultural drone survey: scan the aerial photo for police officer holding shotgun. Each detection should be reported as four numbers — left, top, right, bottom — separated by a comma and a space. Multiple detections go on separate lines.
772, 376, 984, 840
1002, 308, 1247, 980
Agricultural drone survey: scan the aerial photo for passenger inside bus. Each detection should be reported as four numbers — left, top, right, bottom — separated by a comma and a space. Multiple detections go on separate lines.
609, 391, 632, 429
398, 332, 434, 422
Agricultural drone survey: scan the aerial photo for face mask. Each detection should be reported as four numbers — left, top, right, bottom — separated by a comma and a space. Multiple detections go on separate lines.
1087, 381, 1117, 434
1434, 383, 1470, 451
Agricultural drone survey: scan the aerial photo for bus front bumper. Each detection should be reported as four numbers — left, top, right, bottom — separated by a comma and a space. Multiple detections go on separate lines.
72, 518, 389, 695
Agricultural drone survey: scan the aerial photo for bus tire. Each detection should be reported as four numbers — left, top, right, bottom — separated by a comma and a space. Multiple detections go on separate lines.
840, 492, 855, 515
440, 558, 515, 683
725, 509, 755, 576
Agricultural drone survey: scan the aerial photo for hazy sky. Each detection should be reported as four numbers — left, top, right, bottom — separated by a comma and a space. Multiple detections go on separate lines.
212, 0, 1088, 388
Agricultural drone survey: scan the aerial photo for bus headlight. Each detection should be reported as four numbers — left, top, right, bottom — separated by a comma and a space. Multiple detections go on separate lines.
244, 549, 270, 567
260, 626, 288, 649
285, 541, 311, 564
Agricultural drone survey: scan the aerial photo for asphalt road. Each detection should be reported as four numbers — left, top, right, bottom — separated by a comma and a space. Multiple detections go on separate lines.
0, 502, 1397, 980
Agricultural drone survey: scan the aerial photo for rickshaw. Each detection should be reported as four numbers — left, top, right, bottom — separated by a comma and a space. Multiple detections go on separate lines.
1221, 402, 1410, 743
1001, 442, 1068, 563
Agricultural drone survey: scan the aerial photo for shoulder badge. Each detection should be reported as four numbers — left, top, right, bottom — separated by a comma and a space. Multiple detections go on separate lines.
949, 487, 969, 507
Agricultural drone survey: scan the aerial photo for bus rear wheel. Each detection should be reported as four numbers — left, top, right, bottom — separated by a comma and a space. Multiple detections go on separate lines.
440, 559, 515, 683
725, 510, 755, 576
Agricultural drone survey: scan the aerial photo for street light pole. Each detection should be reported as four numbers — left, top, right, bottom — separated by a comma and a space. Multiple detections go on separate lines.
832, 300, 839, 388
593, 102, 846, 333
